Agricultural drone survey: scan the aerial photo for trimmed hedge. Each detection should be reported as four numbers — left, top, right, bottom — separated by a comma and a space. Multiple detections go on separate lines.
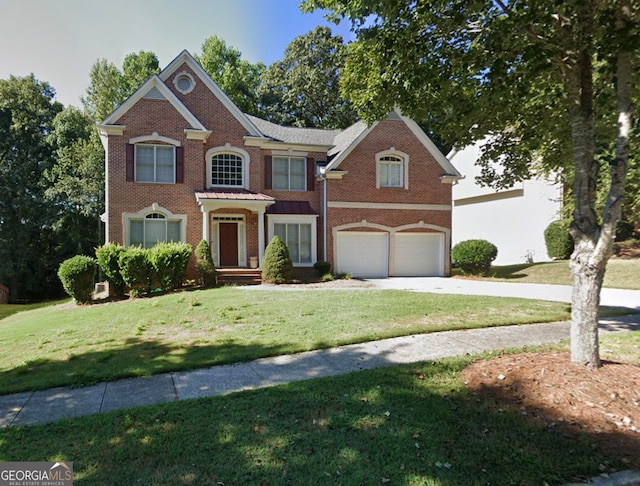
58, 255, 97, 304
118, 246, 154, 297
452, 239, 498, 276
261, 235, 293, 284
149, 242, 192, 291
195, 239, 216, 287
544, 220, 574, 259
95, 243, 126, 297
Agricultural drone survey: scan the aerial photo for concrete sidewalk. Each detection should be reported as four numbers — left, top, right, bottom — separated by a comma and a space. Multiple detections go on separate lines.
2, 313, 639, 428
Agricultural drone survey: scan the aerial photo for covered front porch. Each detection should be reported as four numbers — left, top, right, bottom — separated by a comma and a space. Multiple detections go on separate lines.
195, 189, 274, 269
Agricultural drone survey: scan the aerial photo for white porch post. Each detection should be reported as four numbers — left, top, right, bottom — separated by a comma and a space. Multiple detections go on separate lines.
201, 206, 209, 242
258, 207, 266, 264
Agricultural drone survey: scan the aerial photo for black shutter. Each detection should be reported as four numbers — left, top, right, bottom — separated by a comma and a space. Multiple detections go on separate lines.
306, 157, 315, 191
175, 146, 184, 183
126, 144, 134, 181
264, 155, 272, 189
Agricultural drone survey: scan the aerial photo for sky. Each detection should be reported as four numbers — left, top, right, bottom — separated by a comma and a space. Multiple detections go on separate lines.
0, 0, 354, 108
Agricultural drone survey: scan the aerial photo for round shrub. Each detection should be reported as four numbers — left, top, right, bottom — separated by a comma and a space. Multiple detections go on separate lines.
58, 255, 97, 304
313, 260, 331, 278
261, 235, 293, 284
544, 220, 574, 259
195, 239, 217, 287
149, 242, 192, 291
452, 239, 498, 276
95, 243, 126, 297
118, 246, 153, 297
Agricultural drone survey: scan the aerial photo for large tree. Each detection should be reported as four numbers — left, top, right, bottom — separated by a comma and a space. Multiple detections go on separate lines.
195, 35, 265, 115
0, 75, 63, 301
303, 0, 638, 367
258, 26, 358, 129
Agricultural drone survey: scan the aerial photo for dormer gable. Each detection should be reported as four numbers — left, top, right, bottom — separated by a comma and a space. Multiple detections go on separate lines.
158, 50, 264, 138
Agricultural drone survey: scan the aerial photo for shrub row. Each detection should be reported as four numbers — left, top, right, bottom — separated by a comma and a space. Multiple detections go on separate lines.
60, 242, 193, 302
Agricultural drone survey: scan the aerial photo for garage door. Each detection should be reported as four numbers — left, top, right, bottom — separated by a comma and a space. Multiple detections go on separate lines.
336, 232, 389, 278
393, 233, 444, 277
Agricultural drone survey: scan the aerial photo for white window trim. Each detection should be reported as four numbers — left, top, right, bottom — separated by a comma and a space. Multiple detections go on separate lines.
123, 203, 187, 247
211, 214, 247, 267
134, 143, 176, 184
206, 145, 250, 189
267, 214, 318, 267
376, 148, 409, 189
272, 155, 307, 191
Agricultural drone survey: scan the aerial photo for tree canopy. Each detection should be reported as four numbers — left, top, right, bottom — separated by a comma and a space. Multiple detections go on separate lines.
258, 26, 358, 129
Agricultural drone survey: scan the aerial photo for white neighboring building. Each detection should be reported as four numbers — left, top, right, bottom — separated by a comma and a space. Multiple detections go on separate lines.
449, 140, 563, 265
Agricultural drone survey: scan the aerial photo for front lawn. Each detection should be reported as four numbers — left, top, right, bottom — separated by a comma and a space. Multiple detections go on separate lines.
0, 287, 575, 395
461, 258, 640, 290
0, 349, 631, 485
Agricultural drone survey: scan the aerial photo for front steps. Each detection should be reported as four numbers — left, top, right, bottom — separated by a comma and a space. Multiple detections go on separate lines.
216, 268, 262, 286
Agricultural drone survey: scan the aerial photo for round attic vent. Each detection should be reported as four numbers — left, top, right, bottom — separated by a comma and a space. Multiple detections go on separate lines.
173, 71, 195, 94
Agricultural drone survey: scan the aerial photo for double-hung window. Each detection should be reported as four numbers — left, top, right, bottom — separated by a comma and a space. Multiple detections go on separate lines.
129, 213, 182, 248
378, 155, 404, 188
273, 156, 306, 191
274, 223, 312, 264
136, 144, 175, 183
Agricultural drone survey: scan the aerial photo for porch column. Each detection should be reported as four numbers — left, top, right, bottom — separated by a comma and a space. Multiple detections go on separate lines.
257, 207, 266, 264
201, 207, 209, 242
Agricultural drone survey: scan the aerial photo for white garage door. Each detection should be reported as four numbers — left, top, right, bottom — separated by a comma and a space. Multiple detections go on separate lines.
336, 232, 389, 278
393, 233, 444, 277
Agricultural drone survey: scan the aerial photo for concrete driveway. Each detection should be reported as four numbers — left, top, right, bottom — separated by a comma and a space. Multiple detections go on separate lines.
366, 277, 640, 311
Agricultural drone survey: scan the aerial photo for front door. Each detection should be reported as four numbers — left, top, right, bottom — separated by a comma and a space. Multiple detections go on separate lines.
219, 222, 238, 267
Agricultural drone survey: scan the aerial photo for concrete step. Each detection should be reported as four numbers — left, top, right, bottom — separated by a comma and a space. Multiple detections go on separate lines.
216, 268, 261, 286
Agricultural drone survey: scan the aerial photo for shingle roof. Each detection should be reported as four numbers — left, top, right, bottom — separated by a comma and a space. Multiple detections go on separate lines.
246, 115, 341, 146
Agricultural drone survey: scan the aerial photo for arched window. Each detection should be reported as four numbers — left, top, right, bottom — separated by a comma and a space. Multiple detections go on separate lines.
206, 146, 250, 189
376, 149, 409, 189
126, 207, 185, 248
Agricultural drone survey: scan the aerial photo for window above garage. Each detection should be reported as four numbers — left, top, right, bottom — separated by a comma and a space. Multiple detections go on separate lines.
376, 149, 409, 189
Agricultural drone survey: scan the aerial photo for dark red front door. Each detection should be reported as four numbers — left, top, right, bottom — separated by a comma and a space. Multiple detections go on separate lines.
219, 223, 238, 267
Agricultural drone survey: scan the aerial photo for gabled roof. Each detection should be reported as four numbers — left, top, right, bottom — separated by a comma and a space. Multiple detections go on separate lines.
159, 50, 264, 138
324, 109, 462, 179
100, 75, 207, 131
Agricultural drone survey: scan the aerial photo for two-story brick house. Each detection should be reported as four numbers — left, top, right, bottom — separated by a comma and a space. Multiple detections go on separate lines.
99, 50, 462, 279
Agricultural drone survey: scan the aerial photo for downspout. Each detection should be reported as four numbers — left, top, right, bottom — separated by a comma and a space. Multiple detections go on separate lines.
321, 167, 328, 262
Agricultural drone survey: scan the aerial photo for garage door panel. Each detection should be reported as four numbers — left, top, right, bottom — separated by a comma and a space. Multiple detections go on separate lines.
336, 232, 388, 278
393, 233, 443, 276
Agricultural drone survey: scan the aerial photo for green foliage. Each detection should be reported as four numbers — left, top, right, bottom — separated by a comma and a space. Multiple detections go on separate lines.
95, 243, 127, 297
57, 255, 97, 304
258, 26, 358, 129
616, 221, 635, 241
0, 74, 64, 301
118, 247, 153, 297
452, 239, 498, 276
195, 35, 265, 115
148, 242, 192, 291
261, 236, 293, 284
313, 260, 331, 277
544, 221, 574, 260
195, 239, 217, 287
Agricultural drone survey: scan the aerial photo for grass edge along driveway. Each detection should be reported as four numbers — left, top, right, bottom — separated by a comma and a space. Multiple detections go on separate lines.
0, 287, 589, 395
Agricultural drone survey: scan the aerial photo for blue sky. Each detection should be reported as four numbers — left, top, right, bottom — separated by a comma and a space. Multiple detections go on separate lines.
0, 0, 354, 108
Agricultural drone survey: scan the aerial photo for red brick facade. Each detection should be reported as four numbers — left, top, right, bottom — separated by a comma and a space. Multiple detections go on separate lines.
99, 51, 460, 278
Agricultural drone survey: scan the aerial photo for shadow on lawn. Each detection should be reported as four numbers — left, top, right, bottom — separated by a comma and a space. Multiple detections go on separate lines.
0, 337, 292, 396
0, 359, 628, 485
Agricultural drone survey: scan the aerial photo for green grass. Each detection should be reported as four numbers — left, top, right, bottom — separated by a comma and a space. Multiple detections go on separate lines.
0, 300, 66, 321
0, 288, 578, 395
2, 343, 634, 485
457, 258, 640, 290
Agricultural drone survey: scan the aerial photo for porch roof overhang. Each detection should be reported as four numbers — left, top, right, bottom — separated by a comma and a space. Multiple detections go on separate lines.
195, 189, 275, 213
